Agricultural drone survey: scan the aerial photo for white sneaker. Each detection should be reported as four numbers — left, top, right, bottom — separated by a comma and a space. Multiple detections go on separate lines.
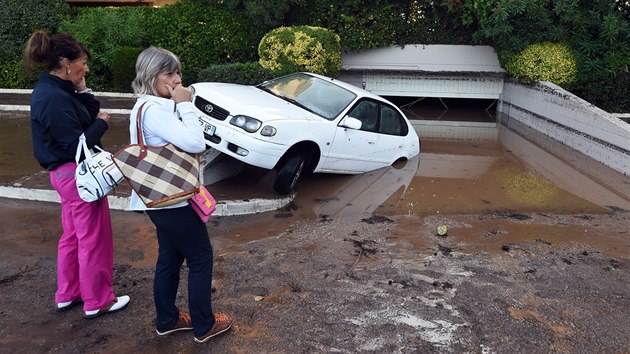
56, 299, 81, 312
84, 295, 130, 319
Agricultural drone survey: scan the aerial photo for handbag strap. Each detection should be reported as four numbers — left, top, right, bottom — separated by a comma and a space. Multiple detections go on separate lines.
75, 133, 91, 163
135, 101, 149, 149
75, 133, 106, 164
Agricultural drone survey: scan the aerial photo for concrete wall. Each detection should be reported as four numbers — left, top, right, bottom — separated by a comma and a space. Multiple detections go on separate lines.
497, 81, 630, 176
411, 120, 497, 141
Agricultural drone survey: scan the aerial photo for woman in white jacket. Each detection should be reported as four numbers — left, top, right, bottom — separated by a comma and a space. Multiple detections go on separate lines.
129, 47, 233, 343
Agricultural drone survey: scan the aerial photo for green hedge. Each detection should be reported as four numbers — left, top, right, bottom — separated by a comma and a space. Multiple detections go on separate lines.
146, 0, 263, 85
59, 6, 150, 91
503, 42, 578, 87
0, 0, 71, 88
258, 26, 341, 77
197, 62, 274, 85
111, 47, 144, 92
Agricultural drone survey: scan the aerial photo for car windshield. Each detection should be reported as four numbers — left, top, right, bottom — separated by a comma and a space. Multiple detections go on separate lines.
257, 73, 357, 120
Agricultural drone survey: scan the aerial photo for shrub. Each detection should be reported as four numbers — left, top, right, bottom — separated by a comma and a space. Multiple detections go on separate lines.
146, 1, 263, 85
258, 26, 341, 77
503, 42, 578, 87
0, 59, 31, 88
111, 47, 143, 92
197, 62, 274, 85
0, 0, 71, 61
59, 6, 150, 91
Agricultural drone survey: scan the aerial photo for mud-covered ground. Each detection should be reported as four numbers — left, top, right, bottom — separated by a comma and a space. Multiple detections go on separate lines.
1, 96, 629, 352
1, 196, 628, 353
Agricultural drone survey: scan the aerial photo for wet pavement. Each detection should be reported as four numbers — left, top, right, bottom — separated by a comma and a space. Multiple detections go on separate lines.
1, 95, 629, 353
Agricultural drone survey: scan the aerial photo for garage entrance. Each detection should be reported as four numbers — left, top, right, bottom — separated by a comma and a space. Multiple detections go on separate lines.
338, 44, 505, 140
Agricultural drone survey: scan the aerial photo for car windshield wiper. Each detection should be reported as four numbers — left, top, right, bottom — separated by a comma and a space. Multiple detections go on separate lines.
258, 87, 317, 114
278, 95, 311, 111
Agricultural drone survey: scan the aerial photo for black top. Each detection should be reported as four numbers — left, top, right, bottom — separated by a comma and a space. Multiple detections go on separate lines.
30, 72, 108, 171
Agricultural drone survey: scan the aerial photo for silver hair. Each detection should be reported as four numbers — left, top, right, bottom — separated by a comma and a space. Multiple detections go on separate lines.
131, 46, 182, 96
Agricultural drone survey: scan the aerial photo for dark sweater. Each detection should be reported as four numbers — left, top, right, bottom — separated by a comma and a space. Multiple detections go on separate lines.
30, 72, 109, 171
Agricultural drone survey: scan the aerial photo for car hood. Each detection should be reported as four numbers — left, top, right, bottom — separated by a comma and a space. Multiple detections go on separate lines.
192, 82, 323, 123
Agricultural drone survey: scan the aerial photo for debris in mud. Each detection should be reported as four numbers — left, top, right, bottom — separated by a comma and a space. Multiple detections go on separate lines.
432, 280, 453, 289
344, 238, 379, 275
318, 214, 332, 222
605, 206, 627, 213
501, 244, 511, 251
491, 210, 531, 220
438, 244, 453, 256
535, 239, 551, 245
604, 259, 621, 271
288, 281, 302, 293
361, 215, 393, 224
0, 272, 23, 286
575, 215, 593, 220
436, 225, 448, 237
483, 229, 506, 238
344, 238, 378, 256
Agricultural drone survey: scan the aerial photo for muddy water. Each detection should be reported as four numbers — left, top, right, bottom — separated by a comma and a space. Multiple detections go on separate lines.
2, 109, 629, 256
2, 110, 628, 216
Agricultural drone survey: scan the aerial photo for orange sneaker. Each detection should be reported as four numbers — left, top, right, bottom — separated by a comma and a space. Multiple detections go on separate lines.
156, 310, 193, 336
193, 312, 234, 343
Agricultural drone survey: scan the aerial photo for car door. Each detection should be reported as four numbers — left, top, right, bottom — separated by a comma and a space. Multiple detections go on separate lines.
367, 103, 411, 170
322, 99, 380, 173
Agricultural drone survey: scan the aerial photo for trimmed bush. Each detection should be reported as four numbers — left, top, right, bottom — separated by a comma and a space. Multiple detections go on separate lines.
197, 62, 274, 85
0, 59, 31, 88
146, 1, 263, 85
503, 42, 578, 87
258, 26, 341, 77
111, 47, 143, 93
0, 0, 71, 61
59, 6, 150, 91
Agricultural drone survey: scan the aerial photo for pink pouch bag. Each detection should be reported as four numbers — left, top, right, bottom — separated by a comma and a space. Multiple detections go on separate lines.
188, 185, 216, 222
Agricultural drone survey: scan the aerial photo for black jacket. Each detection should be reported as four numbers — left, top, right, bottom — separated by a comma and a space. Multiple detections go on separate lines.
30, 72, 108, 171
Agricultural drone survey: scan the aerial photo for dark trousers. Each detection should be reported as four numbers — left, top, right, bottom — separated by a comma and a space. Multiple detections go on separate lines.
146, 205, 215, 337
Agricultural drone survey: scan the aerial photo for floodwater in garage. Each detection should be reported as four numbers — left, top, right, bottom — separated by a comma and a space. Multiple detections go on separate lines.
1, 107, 629, 220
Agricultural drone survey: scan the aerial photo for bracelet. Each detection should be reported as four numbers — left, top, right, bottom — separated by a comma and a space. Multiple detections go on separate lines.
77, 88, 93, 94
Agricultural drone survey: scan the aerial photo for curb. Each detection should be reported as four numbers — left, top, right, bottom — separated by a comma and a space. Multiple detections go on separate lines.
0, 186, 292, 216
1, 89, 293, 216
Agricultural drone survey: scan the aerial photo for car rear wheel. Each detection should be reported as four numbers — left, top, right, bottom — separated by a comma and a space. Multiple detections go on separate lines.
273, 151, 306, 195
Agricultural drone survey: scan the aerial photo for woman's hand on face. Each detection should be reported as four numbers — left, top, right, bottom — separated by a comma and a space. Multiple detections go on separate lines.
74, 77, 87, 92
96, 110, 111, 125
168, 84, 192, 104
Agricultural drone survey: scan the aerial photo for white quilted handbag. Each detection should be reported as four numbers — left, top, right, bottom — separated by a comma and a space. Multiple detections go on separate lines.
74, 133, 124, 202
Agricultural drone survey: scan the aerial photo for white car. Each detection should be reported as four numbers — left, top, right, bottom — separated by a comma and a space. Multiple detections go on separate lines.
190, 72, 421, 195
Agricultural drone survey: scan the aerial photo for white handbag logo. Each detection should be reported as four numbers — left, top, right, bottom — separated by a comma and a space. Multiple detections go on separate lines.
75, 133, 124, 202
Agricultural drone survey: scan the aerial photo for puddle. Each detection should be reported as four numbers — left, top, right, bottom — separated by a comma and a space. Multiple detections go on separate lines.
2, 108, 629, 255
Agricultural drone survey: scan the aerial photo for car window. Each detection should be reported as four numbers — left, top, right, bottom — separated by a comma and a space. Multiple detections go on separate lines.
348, 100, 379, 132
259, 73, 356, 120
379, 105, 408, 136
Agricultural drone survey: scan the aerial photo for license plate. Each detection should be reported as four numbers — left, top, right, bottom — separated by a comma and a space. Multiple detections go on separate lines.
200, 119, 216, 136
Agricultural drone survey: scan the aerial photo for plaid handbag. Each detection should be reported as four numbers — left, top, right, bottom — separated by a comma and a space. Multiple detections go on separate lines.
113, 102, 200, 208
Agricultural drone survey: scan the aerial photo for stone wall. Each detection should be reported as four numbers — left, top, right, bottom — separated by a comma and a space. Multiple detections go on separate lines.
497, 81, 630, 176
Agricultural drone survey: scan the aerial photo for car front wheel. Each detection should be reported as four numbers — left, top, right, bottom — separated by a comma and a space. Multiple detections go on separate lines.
273, 152, 306, 195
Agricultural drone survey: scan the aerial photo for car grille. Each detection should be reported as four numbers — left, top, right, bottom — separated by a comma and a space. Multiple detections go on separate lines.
194, 96, 230, 121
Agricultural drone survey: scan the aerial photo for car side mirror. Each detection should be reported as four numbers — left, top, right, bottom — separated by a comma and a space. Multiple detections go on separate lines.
340, 116, 362, 130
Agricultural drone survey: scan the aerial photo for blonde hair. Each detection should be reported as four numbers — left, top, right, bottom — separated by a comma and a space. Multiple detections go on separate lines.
132, 46, 182, 96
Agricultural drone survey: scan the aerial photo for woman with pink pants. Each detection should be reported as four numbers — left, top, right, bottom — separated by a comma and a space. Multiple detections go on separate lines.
24, 30, 129, 318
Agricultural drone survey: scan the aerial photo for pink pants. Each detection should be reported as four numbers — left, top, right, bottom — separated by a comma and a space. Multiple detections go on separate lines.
50, 162, 115, 311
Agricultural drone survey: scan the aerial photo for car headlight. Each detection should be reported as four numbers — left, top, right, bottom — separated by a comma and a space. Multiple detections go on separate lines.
260, 125, 277, 137
230, 115, 262, 133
